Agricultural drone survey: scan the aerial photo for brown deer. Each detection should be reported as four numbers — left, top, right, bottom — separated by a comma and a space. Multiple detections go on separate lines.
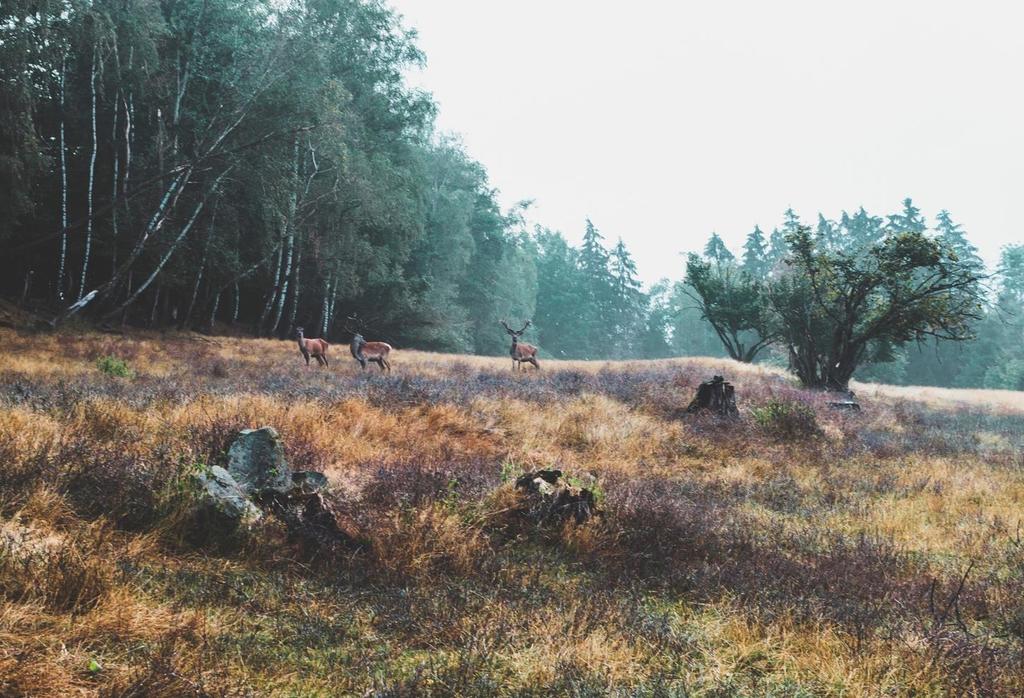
350, 333, 392, 373
501, 320, 539, 370
295, 327, 329, 367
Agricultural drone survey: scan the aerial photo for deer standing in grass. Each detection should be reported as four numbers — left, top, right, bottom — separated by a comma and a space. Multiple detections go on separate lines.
502, 320, 539, 371
295, 327, 329, 367
350, 333, 392, 373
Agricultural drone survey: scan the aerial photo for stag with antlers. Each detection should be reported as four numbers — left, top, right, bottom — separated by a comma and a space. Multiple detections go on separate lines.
346, 315, 393, 373
501, 320, 539, 371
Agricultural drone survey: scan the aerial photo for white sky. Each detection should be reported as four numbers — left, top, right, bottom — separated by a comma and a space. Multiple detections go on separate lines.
390, 0, 1024, 284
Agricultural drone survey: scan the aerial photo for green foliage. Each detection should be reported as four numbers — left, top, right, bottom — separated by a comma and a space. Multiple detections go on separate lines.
751, 400, 821, 441
95, 355, 134, 379
771, 225, 984, 389
684, 254, 775, 363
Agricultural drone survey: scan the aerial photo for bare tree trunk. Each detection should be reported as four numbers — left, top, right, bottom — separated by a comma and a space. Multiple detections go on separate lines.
183, 201, 217, 329
21, 270, 35, 305
78, 43, 98, 300
319, 271, 333, 337
149, 284, 161, 327
326, 267, 340, 335
269, 217, 293, 336
257, 239, 284, 334
103, 171, 226, 321
286, 243, 302, 336
208, 289, 222, 331
56, 52, 69, 302
110, 45, 121, 275
232, 281, 240, 323
269, 135, 300, 336
122, 47, 133, 209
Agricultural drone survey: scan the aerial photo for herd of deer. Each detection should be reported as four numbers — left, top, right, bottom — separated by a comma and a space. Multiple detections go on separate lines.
293, 320, 539, 372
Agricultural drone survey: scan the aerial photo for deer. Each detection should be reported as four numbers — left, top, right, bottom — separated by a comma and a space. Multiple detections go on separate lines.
350, 333, 392, 373
501, 320, 539, 371
295, 327, 329, 367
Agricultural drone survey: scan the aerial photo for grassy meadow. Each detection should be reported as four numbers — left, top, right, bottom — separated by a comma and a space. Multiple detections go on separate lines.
0, 328, 1022, 696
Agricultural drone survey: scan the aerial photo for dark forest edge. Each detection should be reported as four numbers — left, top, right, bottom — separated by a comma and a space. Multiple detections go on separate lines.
2, 1, 1021, 390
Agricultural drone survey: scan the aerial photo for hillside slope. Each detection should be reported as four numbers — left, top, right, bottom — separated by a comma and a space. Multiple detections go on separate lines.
1, 329, 1022, 695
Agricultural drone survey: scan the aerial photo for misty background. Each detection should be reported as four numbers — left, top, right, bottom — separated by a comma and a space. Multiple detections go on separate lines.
395, 0, 1023, 283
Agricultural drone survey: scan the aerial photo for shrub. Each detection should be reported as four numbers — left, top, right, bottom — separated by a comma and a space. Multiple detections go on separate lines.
751, 399, 821, 441
96, 355, 134, 379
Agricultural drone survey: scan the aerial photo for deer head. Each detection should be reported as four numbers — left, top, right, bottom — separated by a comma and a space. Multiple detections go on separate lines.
501, 320, 531, 339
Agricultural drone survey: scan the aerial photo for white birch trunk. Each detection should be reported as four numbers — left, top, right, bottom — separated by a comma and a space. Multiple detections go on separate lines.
56, 52, 69, 302
319, 271, 333, 336
269, 136, 300, 335
78, 44, 98, 299
286, 243, 302, 334
257, 239, 284, 334
208, 289, 222, 331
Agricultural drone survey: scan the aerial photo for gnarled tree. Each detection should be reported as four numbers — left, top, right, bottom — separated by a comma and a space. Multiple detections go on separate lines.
683, 254, 776, 363
769, 225, 985, 390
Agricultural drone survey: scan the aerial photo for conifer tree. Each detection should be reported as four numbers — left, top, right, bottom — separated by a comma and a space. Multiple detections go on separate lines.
741, 225, 768, 278
703, 233, 735, 266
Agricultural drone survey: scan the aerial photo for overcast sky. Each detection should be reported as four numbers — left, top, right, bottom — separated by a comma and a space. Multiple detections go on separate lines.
390, 0, 1023, 284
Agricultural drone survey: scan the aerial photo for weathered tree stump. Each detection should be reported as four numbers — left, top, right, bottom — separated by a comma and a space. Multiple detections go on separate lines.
826, 389, 861, 411
686, 375, 738, 416
514, 470, 597, 524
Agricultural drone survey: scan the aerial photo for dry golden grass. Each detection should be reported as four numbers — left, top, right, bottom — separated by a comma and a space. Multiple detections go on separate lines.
0, 327, 1022, 695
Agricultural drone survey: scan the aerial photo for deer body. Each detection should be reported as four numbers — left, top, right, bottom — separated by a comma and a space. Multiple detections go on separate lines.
350, 333, 392, 373
295, 327, 329, 367
502, 320, 539, 371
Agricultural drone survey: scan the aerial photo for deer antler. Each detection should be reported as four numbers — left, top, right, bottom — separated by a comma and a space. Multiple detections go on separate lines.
344, 314, 362, 334
501, 320, 531, 336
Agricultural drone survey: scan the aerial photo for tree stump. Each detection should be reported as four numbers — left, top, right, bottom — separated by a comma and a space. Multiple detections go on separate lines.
686, 375, 739, 416
827, 389, 861, 411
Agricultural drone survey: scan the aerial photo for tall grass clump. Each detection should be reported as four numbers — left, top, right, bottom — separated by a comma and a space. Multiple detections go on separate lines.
751, 398, 822, 441
95, 355, 134, 378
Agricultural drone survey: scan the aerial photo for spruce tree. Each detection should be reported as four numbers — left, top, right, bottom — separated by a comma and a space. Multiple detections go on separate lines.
934, 210, 983, 272
886, 197, 927, 235
741, 225, 768, 278
703, 232, 735, 266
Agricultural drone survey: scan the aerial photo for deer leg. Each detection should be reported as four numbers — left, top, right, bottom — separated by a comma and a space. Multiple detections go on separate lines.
303, 351, 310, 366
322, 354, 329, 368
382, 358, 391, 373
530, 357, 539, 370
377, 358, 386, 373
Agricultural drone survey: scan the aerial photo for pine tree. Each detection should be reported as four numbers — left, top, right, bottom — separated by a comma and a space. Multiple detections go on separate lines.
610, 237, 645, 357
815, 214, 839, 250
766, 227, 788, 271
886, 197, 927, 235
741, 225, 768, 278
577, 218, 616, 357
703, 232, 735, 266
934, 210, 983, 272
841, 207, 886, 250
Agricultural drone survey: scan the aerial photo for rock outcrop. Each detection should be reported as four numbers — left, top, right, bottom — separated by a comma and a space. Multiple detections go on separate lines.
195, 466, 263, 526
226, 426, 292, 495
195, 427, 359, 550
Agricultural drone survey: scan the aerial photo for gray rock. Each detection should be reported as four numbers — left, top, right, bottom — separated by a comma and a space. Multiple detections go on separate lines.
291, 470, 329, 494
227, 426, 292, 496
196, 466, 262, 525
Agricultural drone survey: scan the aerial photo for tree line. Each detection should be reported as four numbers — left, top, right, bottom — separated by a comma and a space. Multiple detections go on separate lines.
680, 201, 1021, 390
1, 1, 1019, 389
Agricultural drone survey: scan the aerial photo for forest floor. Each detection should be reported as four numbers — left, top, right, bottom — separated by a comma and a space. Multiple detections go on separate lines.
1, 327, 1023, 696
